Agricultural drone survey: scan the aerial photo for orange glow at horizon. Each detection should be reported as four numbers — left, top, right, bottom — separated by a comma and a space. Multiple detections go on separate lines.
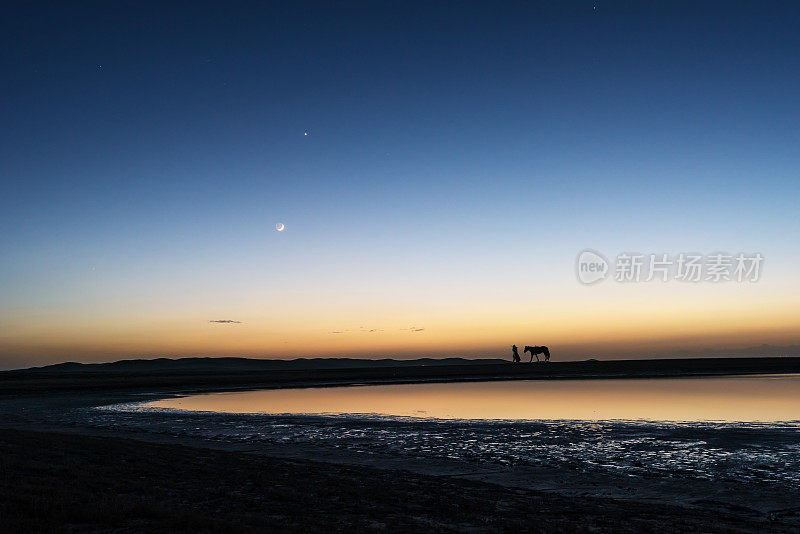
2, 284, 799, 369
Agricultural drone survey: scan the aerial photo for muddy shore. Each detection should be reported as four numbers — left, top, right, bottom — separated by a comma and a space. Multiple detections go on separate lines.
2, 360, 800, 532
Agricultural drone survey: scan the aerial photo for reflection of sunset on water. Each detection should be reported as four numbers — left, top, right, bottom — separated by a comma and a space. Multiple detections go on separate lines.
143, 375, 800, 423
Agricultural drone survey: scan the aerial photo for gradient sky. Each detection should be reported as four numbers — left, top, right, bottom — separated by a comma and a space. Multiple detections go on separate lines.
2, 2, 799, 369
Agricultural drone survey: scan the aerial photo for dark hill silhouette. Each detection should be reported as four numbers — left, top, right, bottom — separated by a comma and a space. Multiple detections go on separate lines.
11, 344, 800, 375
1, 356, 800, 395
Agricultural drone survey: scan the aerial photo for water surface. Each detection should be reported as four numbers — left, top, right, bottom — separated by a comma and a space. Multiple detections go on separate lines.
141, 374, 800, 422
93, 375, 800, 492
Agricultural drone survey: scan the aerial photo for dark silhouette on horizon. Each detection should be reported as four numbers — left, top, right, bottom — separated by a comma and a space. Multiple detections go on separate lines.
524, 345, 550, 363
511, 345, 521, 363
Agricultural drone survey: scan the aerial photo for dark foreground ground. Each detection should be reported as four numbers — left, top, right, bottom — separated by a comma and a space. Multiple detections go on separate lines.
0, 428, 789, 533
3, 359, 800, 532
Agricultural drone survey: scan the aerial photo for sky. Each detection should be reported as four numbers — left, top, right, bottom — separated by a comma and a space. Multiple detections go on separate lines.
1, 1, 799, 369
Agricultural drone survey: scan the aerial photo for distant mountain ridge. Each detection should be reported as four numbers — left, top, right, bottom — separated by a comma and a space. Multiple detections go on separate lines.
10, 357, 508, 374
7, 344, 800, 374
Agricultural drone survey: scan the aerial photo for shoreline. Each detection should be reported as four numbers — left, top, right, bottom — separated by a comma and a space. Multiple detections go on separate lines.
2, 361, 800, 531
2, 356, 800, 396
3, 410, 800, 531
5, 427, 794, 532
3, 384, 800, 522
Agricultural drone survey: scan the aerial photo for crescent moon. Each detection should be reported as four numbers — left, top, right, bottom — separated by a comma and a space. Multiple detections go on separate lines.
276, 223, 285, 232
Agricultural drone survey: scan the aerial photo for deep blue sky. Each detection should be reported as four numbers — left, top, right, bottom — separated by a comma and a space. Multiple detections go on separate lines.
2, 2, 799, 367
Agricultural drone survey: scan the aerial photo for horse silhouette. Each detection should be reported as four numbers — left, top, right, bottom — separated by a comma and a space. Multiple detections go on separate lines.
524, 345, 550, 362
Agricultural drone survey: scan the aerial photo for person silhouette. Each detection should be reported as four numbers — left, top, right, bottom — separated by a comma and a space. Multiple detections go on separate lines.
511, 344, 521, 363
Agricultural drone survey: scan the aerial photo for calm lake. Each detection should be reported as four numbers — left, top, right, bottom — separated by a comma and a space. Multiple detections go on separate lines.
141, 374, 800, 422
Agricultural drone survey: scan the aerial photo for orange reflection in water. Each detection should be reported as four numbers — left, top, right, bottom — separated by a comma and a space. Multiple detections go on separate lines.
143, 374, 800, 422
